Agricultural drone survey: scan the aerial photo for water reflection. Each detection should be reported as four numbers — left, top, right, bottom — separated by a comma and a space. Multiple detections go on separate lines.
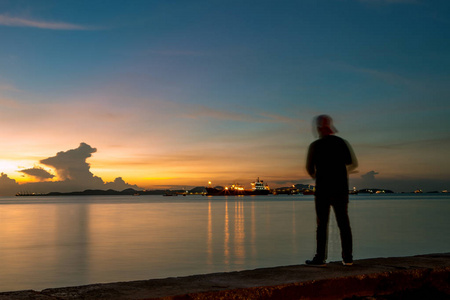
0, 201, 91, 291
224, 200, 230, 264
2, 195, 448, 293
207, 201, 212, 265
207, 198, 261, 268
54, 204, 90, 285
205, 197, 316, 269
251, 200, 256, 258
235, 199, 245, 263
292, 200, 297, 253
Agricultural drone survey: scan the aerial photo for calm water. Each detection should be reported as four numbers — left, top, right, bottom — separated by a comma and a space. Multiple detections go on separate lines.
0, 194, 449, 292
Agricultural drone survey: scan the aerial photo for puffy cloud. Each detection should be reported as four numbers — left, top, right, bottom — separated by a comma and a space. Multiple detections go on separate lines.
0, 172, 18, 185
105, 177, 140, 191
351, 170, 380, 190
40, 143, 101, 183
19, 167, 55, 180
0, 173, 20, 195
0, 143, 142, 196
361, 170, 379, 181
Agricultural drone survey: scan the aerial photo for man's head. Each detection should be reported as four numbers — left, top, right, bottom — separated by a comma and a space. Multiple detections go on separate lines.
315, 114, 337, 137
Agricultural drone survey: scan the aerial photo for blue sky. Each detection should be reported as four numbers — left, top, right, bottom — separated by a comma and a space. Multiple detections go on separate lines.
0, 0, 449, 194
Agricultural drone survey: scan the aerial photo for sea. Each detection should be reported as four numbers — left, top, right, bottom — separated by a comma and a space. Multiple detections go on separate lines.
0, 193, 449, 292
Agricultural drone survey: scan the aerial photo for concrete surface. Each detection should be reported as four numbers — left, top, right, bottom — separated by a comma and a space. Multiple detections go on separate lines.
1, 253, 449, 299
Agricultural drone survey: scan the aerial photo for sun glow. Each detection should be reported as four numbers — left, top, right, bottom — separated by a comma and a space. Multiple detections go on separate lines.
0, 158, 58, 184
0, 160, 18, 174
142, 177, 175, 181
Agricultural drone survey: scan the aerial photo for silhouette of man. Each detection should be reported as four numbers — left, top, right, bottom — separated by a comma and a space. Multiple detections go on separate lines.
305, 115, 357, 266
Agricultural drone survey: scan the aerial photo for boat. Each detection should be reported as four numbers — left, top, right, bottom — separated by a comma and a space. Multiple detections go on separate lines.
206, 178, 271, 196
349, 187, 358, 195
163, 192, 178, 196
302, 189, 315, 195
272, 186, 300, 195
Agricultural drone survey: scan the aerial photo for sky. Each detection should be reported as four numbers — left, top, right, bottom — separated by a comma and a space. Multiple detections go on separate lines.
0, 0, 449, 195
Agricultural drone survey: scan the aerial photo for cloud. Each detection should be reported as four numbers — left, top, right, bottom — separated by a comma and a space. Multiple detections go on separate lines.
19, 167, 55, 180
40, 142, 101, 183
357, 0, 418, 4
350, 175, 450, 193
259, 112, 302, 125
0, 14, 90, 30
361, 170, 379, 181
147, 49, 208, 57
186, 104, 299, 125
104, 177, 138, 190
0, 143, 142, 195
330, 61, 412, 86
0, 173, 19, 195
0, 172, 18, 185
353, 170, 380, 190
186, 105, 256, 122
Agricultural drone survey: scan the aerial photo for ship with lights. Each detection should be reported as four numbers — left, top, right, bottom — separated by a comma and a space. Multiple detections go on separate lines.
206, 177, 271, 196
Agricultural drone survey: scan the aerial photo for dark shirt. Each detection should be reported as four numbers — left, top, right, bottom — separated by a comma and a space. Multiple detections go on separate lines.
306, 135, 354, 198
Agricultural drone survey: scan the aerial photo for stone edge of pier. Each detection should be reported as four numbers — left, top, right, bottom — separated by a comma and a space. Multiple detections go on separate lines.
1, 253, 449, 300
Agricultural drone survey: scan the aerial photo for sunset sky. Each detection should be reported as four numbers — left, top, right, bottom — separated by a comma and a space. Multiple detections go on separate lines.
1, 0, 449, 195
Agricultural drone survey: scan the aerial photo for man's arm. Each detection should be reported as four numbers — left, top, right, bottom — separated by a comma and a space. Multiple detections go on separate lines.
345, 140, 358, 174
306, 143, 316, 179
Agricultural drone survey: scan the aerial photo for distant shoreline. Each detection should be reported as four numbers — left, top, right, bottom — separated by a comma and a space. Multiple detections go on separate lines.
15, 188, 449, 197
15, 188, 168, 197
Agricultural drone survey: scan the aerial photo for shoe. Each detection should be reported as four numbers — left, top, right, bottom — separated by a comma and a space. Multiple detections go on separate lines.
342, 260, 353, 266
305, 258, 326, 267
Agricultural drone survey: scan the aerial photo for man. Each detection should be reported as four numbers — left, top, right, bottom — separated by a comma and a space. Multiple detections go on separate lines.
305, 115, 358, 266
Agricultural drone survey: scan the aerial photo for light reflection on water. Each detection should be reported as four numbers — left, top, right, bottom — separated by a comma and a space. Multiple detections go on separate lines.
0, 194, 449, 292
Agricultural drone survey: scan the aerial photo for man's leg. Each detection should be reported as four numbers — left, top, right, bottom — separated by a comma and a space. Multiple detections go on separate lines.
332, 201, 353, 263
315, 198, 330, 261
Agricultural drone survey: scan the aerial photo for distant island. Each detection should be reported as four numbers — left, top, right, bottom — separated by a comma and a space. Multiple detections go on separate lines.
15, 187, 207, 197
358, 188, 394, 194
15, 185, 448, 197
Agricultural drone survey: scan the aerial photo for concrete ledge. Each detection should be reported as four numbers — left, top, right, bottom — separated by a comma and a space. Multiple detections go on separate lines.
1, 253, 449, 300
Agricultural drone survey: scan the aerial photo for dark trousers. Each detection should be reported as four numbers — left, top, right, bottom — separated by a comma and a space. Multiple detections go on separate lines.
314, 196, 353, 261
